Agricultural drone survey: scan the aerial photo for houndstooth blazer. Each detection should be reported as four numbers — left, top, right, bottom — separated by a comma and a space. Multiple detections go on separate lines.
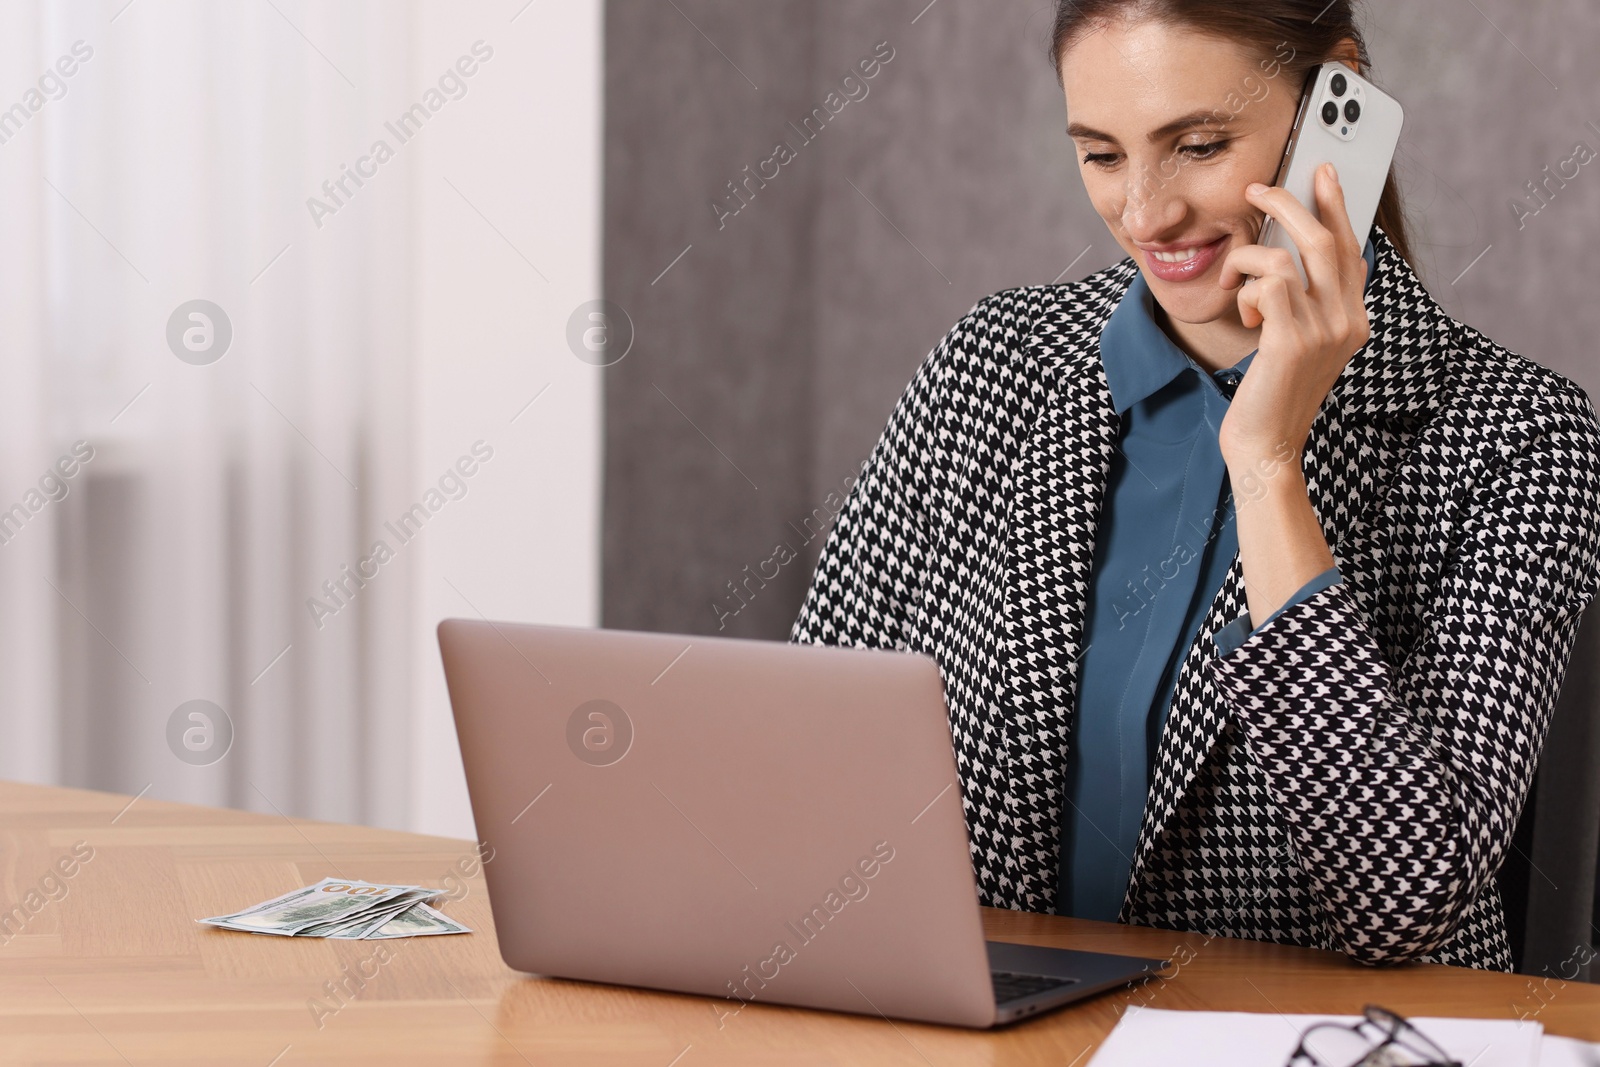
789, 223, 1600, 970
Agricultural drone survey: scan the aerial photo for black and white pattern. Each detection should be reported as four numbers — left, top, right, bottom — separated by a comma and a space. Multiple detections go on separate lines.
788, 224, 1600, 970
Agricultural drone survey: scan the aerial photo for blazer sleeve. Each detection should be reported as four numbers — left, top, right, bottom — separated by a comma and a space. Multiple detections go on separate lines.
1207, 388, 1600, 966
789, 298, 984, 650
1213, 565, 1344, 658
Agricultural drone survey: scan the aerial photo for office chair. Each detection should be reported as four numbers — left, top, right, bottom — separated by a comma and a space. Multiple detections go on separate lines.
1497, 596, 1600, 983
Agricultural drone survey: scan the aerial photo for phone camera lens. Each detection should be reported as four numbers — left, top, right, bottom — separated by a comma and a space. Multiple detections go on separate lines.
1322, 101, 1340, 125
1344, 99, 1361, 123
1330, 72, 1347, 96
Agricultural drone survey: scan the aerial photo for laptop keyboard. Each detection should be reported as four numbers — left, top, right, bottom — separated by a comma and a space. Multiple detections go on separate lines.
991, 970, 1080, 1003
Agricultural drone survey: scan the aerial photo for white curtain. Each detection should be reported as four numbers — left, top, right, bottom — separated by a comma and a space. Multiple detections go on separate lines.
0, 0, 418, 828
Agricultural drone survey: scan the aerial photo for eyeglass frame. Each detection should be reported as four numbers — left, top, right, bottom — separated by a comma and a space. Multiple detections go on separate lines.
1284, 1004, 1465, 1067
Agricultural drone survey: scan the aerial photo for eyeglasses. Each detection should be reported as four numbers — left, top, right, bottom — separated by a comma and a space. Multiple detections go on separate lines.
1284, 1005, 1464, 1067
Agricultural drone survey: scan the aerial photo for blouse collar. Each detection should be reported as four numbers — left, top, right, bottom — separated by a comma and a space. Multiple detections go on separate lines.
1099, 237, 1379, 415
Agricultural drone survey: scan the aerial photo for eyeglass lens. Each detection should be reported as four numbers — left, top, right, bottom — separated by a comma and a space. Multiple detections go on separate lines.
1299, 1024, 1438, 1066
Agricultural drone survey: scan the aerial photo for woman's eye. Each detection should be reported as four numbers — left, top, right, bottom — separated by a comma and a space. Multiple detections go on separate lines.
1180, 140, 1229, 160
1080, 141, 1228, 169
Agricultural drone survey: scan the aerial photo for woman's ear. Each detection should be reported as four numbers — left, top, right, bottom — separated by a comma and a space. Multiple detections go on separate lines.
1330, 36, 1362, 76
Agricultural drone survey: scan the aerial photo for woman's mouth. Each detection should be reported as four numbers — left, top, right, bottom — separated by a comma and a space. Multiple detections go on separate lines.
1141, 235, 1228, 283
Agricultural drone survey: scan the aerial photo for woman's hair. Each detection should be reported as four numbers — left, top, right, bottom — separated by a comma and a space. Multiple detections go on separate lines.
1049, 0, 1415, 271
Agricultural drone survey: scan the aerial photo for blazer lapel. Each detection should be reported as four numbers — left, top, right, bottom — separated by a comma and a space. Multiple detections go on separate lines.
995, 225, 1453, 913
1121, 396, 1372, 896
1120, 224, 1456, 897
997, 267, 1131, 910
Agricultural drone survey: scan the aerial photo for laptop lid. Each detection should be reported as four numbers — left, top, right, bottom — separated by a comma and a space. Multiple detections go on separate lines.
438, 618, 998, 1028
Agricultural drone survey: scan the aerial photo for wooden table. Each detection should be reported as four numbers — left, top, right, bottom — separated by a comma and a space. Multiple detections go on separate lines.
1, 780, 1595, 1065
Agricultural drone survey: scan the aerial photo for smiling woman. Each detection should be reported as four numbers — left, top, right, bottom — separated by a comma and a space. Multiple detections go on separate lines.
1054, 6, 1396, 377
789, 0, 1600, 974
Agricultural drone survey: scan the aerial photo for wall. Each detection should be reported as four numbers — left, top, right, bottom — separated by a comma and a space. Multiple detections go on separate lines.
412, 0, 604, 837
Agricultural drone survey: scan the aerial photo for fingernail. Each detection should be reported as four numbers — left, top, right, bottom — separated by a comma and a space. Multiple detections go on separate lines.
1247, 182, 1267, 195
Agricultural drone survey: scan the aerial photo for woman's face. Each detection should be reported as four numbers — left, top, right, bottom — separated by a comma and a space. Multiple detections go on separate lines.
1059, 18, 1304, 327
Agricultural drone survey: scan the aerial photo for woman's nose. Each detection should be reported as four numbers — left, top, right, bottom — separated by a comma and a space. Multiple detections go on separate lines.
1120, 159, 1185, 237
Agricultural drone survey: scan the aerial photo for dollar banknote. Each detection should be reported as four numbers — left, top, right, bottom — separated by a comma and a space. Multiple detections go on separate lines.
198, 878, 470, 939
299, 889, 442, 939
366, 902, 472, 939
199, 878, 420, 936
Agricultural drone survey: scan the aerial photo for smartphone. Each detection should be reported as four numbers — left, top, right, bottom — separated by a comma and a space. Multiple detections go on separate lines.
1257, 61, 1404, 289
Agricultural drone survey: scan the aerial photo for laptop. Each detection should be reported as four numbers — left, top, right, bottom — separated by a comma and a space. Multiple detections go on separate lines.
438, 618, 1169, 1028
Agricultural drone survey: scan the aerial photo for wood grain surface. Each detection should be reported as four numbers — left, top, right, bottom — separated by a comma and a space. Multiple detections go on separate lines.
1, 780, 1594, 1065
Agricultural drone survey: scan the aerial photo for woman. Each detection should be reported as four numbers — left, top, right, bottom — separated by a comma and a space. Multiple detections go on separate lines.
789, 0, 1600, 971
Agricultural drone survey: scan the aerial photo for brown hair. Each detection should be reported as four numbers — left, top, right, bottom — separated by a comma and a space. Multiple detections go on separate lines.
1049, 0, 1414, 270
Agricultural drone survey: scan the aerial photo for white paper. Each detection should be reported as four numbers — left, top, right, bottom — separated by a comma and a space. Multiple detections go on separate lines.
1087, 1006, 1543, 1067
1539, 1034, 1600, 1066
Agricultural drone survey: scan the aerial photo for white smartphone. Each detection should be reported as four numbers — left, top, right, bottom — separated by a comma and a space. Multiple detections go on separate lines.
1257, 61, 1405, 289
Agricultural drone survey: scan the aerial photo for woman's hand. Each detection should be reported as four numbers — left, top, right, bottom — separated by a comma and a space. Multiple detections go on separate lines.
1216, 162, 1372, 467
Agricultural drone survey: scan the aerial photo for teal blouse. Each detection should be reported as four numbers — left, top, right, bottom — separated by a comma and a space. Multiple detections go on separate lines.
1056, 238, 1377, 920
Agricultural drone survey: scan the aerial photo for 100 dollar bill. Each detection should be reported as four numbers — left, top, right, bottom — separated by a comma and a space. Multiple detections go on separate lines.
366, 902, 472, 938
199, 878, 430, 937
